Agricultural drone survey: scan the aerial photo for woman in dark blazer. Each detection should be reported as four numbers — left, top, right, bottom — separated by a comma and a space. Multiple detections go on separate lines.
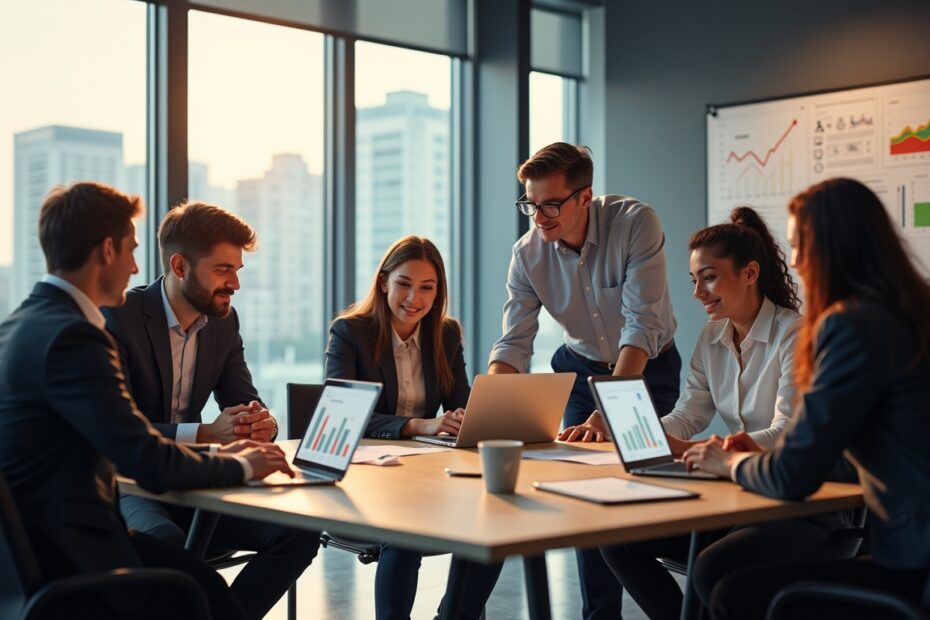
324, 235, 501, 620
683, 178, 930, 619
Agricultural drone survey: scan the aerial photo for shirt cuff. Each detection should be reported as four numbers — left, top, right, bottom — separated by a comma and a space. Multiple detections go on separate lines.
729, 453, 755, 482
232, 455, 253, 483
175, 423, 200, 444
207, 443, 221, 453
619, 330, 660, 359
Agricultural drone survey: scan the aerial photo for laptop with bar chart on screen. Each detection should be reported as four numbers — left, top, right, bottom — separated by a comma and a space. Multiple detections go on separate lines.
248, 379, 382, 487
588, 375, 720, 480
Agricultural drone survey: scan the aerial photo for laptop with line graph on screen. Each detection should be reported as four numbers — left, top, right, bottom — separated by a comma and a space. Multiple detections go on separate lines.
587, 375, 721, 480
247, 379, 382, 487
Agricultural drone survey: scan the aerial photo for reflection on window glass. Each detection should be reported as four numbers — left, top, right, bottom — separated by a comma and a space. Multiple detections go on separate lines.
529, 71, 578, 372
0, 0, 147, 317
354, 42, 453, 302
189, 11, 325, 435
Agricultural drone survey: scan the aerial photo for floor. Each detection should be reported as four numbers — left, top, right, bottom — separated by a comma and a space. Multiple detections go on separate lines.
222, 545, 680, 619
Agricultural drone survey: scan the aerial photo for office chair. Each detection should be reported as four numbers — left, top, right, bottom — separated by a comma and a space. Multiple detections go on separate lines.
0, 471, 210, 620
766, 580, 929, 619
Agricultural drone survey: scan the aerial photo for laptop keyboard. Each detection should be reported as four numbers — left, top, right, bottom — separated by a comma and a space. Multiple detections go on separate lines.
650, 461, 689, 473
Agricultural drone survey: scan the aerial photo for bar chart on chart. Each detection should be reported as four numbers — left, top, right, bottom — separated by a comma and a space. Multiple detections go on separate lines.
296, 385, 377, 469
596, 382, 671, 461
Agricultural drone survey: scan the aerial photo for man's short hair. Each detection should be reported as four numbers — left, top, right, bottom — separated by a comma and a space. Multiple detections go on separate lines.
158, 201, 257, 273
517, 142, 594, 188
39, 182, 143, 273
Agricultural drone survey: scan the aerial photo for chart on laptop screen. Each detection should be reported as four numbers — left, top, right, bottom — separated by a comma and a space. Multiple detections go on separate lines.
295, 386, 373, 470
598, 382, 671, 461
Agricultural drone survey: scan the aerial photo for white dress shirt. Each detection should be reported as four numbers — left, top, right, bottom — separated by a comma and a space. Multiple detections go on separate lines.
661, 297, 800, 450
161, 281, 209, 443
392, 324, 426, 418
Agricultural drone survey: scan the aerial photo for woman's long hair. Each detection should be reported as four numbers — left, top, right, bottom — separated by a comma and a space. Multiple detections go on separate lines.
339, 235, 460, 396
789, 178, 930, 390
689, 206, 800, 312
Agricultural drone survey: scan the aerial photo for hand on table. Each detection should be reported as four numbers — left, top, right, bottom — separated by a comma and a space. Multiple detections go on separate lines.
558, 410, 608, 442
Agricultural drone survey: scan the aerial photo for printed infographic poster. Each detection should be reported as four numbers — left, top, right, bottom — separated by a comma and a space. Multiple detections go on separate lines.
707, 77, 930, 279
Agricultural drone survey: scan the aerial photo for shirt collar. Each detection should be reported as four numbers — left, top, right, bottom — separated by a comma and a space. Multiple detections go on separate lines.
161, 279, 208, 335
711, 296, 778, 346
554, 198, 599, 254
391, 323, 421, 352
41, 274, 106, 330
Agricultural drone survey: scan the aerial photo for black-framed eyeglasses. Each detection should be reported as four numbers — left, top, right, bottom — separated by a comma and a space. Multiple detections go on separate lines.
515, 186, 588, 218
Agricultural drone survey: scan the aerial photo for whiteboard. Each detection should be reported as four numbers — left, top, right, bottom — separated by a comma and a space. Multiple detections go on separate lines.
707, 76, 930, 277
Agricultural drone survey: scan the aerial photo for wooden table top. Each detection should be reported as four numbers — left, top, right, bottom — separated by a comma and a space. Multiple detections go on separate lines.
119, 440, 863, 562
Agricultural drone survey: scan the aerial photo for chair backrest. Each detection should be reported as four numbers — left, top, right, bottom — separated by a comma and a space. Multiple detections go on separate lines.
0, 471, 44, 616
286, 383, 325, 440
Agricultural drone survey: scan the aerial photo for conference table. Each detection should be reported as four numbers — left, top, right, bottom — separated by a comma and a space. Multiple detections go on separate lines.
119, 440, 863, 620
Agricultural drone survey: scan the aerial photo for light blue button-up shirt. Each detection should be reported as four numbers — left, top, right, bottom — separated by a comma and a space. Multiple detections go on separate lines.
489, 195, 677, 373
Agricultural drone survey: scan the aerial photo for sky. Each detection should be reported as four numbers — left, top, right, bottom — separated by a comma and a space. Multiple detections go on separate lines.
1, 0, 564, 266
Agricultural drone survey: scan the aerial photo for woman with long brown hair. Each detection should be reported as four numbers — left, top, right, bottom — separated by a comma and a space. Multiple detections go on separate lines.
325, 235, 501, 620
684, 178, 930, 619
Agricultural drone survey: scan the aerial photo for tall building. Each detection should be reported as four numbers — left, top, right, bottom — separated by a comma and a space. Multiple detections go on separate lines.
355, 90, 451, 298
12, 125, 124, 302
233, 153, 325, 364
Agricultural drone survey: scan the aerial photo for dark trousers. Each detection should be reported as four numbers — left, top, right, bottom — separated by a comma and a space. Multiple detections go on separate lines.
121, 495, 319, 620
551, 343, 682, 620
600, 518, 837, 620
375, 544, 504, 620
710, 557, 929, 620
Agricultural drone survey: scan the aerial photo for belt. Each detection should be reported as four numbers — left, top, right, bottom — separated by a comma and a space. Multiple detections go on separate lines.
568, 340, 675, 370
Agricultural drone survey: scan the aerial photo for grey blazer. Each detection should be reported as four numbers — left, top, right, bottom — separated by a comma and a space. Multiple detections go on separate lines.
103, 277, 262, 439
324, 316, 470, 439
736, 299, 930, 569
0, 283, 243, 581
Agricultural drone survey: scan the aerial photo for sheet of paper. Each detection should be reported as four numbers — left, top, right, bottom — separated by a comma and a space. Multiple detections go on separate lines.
534, 476, 697, 504
351, 444, 451, 464
522, 446, 621, 466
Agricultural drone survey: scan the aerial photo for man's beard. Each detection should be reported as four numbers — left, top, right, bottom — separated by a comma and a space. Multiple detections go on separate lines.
182, 271, 234, 317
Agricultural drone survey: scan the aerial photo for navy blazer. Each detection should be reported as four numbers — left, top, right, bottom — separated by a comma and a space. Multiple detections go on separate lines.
0, 283, 243, 583
103, 277, 262, 439
736, 299, 930, 569
324, 316, 470, 439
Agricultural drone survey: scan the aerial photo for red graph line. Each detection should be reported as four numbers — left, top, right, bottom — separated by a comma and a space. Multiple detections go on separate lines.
726, 119, 798, 168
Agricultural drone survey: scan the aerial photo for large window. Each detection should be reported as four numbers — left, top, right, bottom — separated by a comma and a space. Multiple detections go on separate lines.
354, 42, 453, 303
188, 11, 326, 436
528, 71, 579, 372
0, 0, 148, 316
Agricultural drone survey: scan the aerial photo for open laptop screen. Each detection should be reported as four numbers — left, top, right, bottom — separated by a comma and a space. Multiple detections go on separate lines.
589, 377, 674, 464
293, 380, 381, 475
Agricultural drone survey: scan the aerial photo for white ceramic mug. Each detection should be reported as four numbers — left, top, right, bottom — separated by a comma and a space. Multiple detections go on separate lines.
478, 439, 524, 494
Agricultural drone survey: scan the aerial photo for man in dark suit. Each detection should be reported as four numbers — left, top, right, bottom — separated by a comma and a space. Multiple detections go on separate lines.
0, 182, 294, 619
104, 201, 320, 619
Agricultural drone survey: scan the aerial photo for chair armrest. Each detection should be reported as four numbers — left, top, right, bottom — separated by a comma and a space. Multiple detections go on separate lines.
767, 581, 927, 620
22, 568, 211, 620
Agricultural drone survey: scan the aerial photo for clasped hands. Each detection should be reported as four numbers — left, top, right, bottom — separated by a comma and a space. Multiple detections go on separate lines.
196, 400, 278, 444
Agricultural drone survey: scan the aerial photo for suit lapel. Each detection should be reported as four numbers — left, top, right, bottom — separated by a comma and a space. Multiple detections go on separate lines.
189, 324, 216, 422
378, 333, 399, 415
141, 279, 174, 423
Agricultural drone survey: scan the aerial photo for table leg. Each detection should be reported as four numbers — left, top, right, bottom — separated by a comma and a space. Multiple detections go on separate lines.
680, 530, 709, 620
523, 554, 552, 620
184, 509, 220, 558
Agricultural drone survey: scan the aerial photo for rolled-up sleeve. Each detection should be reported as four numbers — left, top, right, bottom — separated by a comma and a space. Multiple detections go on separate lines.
618, 207, 673, 358
488, 250, 542, 373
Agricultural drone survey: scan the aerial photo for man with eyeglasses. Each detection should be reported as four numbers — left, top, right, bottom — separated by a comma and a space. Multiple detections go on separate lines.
487, 142, 681, 620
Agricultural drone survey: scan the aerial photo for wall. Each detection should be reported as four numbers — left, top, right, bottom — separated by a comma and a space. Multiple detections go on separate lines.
600, 0, 930, 426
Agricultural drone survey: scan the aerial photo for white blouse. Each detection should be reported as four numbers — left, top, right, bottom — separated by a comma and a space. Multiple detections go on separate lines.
392, 325, 426, 418
661, 297, 800, 449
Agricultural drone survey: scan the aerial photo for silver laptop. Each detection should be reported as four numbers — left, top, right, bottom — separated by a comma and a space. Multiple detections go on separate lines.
248, 379, 382, 486
588, 375, 721, 480
413, 373, 576, 448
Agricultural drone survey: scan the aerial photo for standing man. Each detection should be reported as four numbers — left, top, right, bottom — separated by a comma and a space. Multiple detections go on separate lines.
0, 182, 293, 619
104, 201, 319, 620
488, 143, 681, 619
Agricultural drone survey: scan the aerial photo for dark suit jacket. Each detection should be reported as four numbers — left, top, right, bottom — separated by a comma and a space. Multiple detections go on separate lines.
324, 316, 470, 439
102, 277, 262, 440
736, 299, 930, 569
0, 283, 243, 582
